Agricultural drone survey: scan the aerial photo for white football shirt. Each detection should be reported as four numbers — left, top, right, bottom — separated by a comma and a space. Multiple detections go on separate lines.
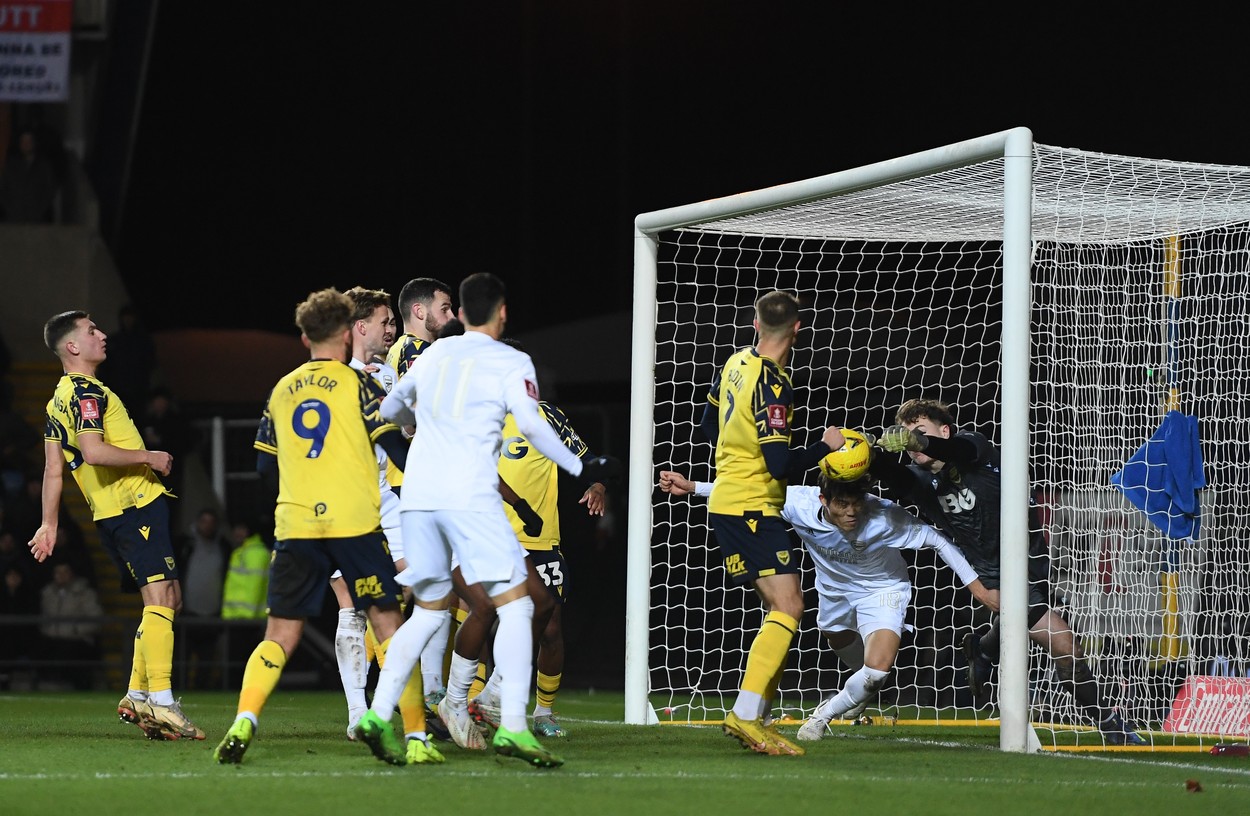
381, 330, 584, 511
779, 486, 979, 599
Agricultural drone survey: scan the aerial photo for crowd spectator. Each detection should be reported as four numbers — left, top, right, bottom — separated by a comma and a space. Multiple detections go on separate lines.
138, 387, 197, 516
0, 403, 40, 502
0, 127, 60, 223
38, 559, 103, 689
177, 507, 231, 688
0, 562, 40, 688
220, 516, 271, 686
97, 304, 157, 411
4, 465, 90, 586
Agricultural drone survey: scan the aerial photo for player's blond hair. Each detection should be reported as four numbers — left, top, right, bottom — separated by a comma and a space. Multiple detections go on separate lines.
295, 288, 353, 342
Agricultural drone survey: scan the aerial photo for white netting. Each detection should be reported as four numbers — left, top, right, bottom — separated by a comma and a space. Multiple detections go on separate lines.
647, 142, 1250, 743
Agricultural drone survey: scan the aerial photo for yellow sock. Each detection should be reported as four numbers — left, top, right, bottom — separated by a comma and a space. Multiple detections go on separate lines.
468, 660, 488, 701
398, 662, 427, 735
128, 620, 148, 693
365, 618, 378, 666
740, 611, 798, 697
535, 671, 561, 710
764, 660, 785, 709
237, 640, 287, 719
140, 606, 176, 695
446, 606, 466, 682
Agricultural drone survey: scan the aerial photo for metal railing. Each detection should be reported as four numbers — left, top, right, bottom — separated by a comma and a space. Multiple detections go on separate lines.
0, 614, 338, 692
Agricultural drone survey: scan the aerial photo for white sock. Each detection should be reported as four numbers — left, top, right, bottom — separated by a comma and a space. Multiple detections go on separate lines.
420, 610, 450, 693
815, 666, 890, 721
445, 652, 479, 709
370, 606, 443, 719
149, 689, 175, 706
493, 595, 535, 733
732, 690, 765, 721
479, 667, 503, 705
335, 609, 368, 719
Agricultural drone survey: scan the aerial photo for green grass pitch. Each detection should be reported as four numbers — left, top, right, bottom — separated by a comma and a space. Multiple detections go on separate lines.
1, 689, 1246, 815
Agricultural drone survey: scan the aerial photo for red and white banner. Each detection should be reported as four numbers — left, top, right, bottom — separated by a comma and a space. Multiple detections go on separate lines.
1162, 675, 1250, 736
0, 0, 72, 101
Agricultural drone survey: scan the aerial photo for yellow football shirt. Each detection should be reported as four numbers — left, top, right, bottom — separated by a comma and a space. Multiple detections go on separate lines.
498, 402, 588, 551
706, 347, 794, 516
384, 333, 432, 379
43, 373, 171, 521
254, 359, 398, 539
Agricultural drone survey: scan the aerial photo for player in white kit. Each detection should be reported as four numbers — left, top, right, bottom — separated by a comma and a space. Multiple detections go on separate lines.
354, 273, 618, 768
659, 470, 997, 740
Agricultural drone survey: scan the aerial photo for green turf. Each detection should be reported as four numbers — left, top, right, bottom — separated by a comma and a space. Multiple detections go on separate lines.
1, 690, 1245, 815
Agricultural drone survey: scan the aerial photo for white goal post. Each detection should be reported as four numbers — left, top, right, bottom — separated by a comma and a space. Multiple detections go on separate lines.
627, 126, 1250, 752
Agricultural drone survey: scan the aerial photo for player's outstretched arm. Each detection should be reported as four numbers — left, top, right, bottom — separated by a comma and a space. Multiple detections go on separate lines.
966, 580, 1000, 612
29, 440, 64, 563
578, 482, 607, 516
658, 470, 695, 496
498, 476, 543, 537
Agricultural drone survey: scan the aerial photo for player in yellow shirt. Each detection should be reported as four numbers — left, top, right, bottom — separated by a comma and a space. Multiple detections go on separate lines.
213, 287, 439, 765
385, 276, 455, 377
30, 309, 204, 741
466, 340, 608, 738
700, 290, 842, 756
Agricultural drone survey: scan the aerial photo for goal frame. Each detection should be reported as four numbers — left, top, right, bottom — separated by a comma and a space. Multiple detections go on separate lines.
626, 126, 1036, 752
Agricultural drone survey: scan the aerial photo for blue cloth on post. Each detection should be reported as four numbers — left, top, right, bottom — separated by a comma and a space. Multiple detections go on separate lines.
1110, 410, 1205, 540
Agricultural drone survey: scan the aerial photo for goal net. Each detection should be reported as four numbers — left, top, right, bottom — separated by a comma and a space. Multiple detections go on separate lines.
628, 128, 1250, 750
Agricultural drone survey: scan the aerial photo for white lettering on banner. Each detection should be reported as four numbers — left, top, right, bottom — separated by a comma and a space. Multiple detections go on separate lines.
0, 1, 70, 101
0, 5, 43, 30
1162, 675, 1250, 736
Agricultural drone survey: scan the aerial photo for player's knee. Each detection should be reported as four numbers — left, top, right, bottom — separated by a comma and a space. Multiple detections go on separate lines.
414, 577, 453, 606
861, 666, 890, 695
496, 593, 535, 623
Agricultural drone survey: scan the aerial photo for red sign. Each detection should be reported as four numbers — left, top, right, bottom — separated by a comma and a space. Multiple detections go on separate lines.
1162, 675, 1250, 736
0, 0, 72, 101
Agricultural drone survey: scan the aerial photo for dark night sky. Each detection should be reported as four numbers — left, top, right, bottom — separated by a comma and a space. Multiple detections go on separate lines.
114, 4, 1248, 338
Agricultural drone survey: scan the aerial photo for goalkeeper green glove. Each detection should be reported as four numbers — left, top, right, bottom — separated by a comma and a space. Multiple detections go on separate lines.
878, 425, 928, 453
513, 499, 544, 537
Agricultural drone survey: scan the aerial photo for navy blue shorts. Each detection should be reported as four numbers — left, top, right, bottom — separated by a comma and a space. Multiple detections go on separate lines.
528, 546, 568, 603
709, 511, 799, 586
96, 496, 177, 592
268, 531, 403, 619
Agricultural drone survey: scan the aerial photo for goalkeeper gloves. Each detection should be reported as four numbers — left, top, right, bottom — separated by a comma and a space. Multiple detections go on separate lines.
513, 499, 544, 537
580, 455, 622, 487
878, 425, 929, 453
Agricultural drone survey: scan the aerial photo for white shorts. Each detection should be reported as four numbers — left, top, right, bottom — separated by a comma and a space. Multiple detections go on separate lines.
380, 486, 403, 563
816, 581, 912, 641
398, 507, 526, 595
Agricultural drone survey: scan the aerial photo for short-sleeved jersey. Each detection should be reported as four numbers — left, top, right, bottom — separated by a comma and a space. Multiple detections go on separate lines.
43, 373, 170, 521
779, 486, 978, 601
706, 347, 794, 516
893, 429, 1047, 587
385, 333, 432, 380
498, 401, 588, 551
386, 331, 583, 513
254, 358, 397, 539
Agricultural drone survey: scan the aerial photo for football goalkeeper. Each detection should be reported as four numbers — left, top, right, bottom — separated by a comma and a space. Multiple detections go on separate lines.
872, 397, 1146, 745
660, 468, 996, 740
